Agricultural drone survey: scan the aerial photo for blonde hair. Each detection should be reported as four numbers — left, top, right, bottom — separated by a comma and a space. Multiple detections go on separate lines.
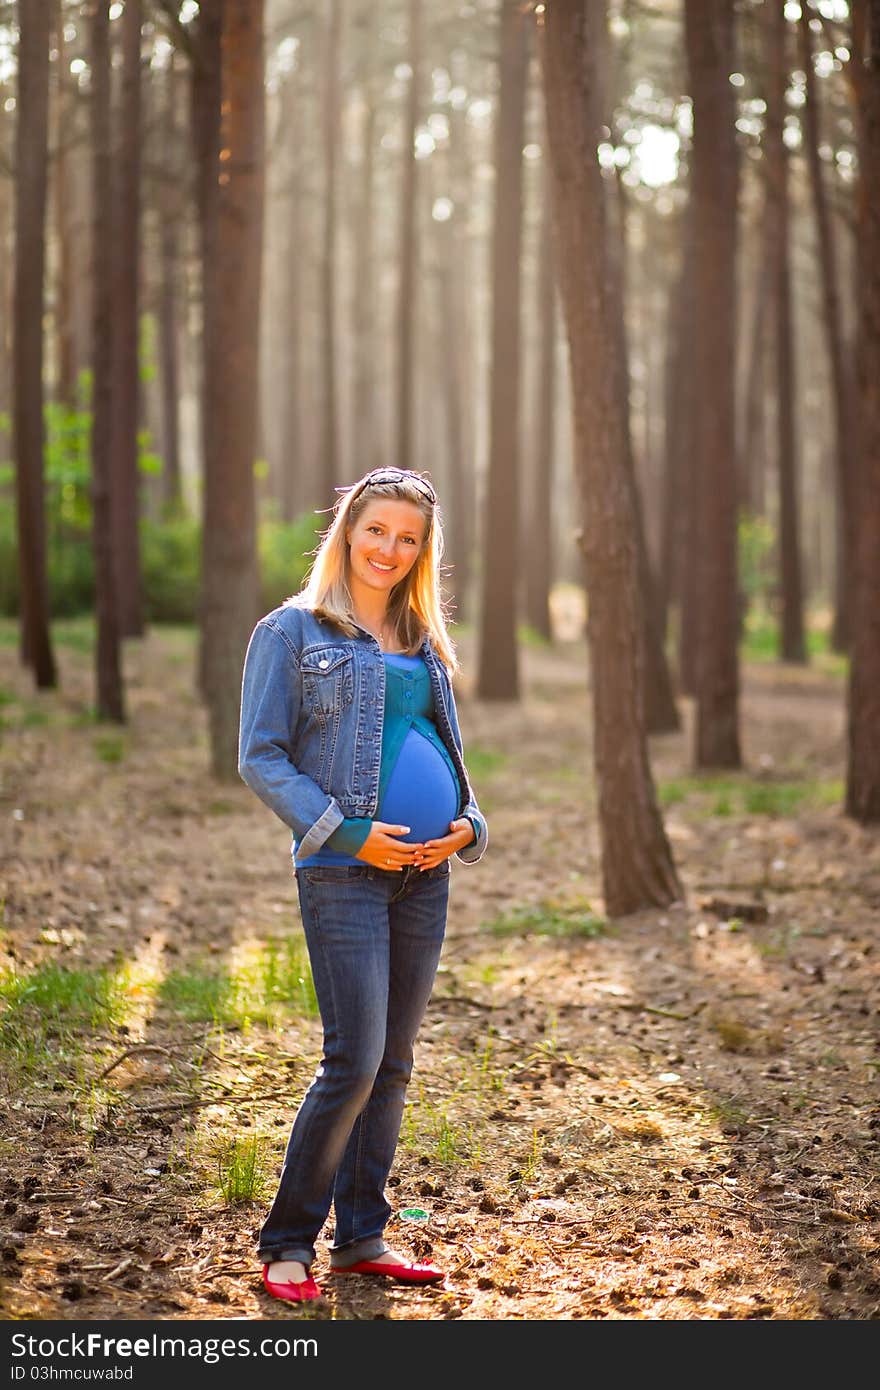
289, 471, 458, 674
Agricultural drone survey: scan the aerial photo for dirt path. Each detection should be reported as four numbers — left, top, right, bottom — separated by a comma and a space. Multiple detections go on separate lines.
0, 626, 878, 1323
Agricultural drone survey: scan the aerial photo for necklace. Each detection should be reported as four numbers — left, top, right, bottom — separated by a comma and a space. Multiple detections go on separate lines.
359, 617, 400, 653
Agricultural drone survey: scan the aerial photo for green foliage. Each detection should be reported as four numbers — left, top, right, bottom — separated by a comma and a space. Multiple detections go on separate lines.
740, 602, 843, 672
738, 511, 776, 604
258, 513, 320, 613
484, 898, 607, 939
0, 383, 320, 622
0, 962, 128, 1078
157, 966, 237, 1025
658, 773, 843, 817
462, 746, 508, 780
215, 1132, 272, 1205
157, 941, 319, 1030
141, 514, 201, 624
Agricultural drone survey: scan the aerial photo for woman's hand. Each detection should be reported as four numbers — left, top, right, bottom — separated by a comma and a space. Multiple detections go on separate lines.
417, 818, 475, 871
356, 821, 424, 870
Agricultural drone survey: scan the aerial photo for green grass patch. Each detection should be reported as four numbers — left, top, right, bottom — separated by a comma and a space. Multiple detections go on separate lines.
484, 898, 607, 939
464, 745, 508, 781
0, 961, 129, 1078
93, 732, 127, 763
157, 966, 237, 1026
517, 623, 552, 648
658, 774, 843, 818
51, 619, 96, 654
157, 939, 319, 1030
21, 706, 51, 728
739, 605, 847, 677
233, 937, 319, 1025
214, 1132, 273, 1205
400, 1093, 478, 1164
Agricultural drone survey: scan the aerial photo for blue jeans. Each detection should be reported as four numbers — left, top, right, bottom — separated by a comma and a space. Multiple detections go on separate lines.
256, 861, 450, 1271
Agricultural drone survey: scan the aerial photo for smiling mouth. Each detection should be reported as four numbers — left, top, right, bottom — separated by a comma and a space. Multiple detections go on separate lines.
368, 559, 395, 573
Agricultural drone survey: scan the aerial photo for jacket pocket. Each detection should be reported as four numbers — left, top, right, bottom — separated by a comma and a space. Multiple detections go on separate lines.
300, 645, 354, 721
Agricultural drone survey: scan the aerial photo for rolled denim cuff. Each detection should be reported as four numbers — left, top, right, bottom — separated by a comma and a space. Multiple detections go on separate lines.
329, 1235, 388, 1269
296, 798, 345, 859
455, 806, 487, 864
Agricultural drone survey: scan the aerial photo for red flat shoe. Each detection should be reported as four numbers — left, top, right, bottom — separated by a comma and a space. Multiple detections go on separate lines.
262, 1264, 323, 1303
337, 1258, 445, 1285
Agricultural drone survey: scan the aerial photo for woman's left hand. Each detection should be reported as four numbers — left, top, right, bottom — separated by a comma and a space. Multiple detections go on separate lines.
416, 818, 475, 870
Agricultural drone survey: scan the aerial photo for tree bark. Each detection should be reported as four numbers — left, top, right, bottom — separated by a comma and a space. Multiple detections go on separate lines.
54, 4, 90, 409
525, 155, 557, 643
443, 89, 478, 622
607, 174, 679, 733
766, 1, 806, 663
158, 55, 183, 516
395, 0, 421, 475
845, 0, 880, 822
89, 0, 125, 721
540, 0, 682, 915
684, 0, 741, 768
110, 0, 145, 636
670, 205, 701, 697
320, 0, 341, 495
799, 10, 857, 654
351, 7, 378, 478
477, 0, 529, 701
13, 0, 56, 688
433, 205, 468, 619
189, 2, 223, 698
278, 64, 304, 521
200, 0, 264, 780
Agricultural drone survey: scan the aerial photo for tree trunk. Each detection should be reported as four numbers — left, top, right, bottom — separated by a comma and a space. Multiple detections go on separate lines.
189, 3, 223, 698
158, 55, 183, 516
799, 10, 857, 654
540, 0, 682, 916
13, 0, 56, 689
434, 210, 468, 620
200, 0, 264, 780
684, 0, 741, 768
278, 65, 304, 522
351, 11, 378, 478
89, 0, 124, 722
395, 0, 421, 475
766, 1, 806, 663
738, 256, 770, 520
607, 174, 679, 733
54, 5, 90, 409
110, 0, 145, 636
320, 0, 341, 495
477, 0, 529, 701
443, 91, 478, 622
525, 156, 556, 643
671, 206, 701, 697
845, 0, 880, 822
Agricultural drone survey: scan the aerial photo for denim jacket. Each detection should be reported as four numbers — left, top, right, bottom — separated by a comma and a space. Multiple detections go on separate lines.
238, 603, 488, 864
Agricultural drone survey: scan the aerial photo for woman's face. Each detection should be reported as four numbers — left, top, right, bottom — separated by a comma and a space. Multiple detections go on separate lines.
346, 498, 427, 602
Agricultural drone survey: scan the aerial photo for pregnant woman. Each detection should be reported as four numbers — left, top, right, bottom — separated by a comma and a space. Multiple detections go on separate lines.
238, 466, 488, 1304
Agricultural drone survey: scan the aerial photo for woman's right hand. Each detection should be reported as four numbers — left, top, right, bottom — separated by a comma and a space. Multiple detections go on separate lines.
356, 821, 425, 870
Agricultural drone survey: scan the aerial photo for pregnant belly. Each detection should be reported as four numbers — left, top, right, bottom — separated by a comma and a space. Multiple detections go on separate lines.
379, 728, 460, 843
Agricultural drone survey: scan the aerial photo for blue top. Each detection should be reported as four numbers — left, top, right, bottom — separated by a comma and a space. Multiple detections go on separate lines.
238, 605, 488, 864
295, 653, 462, 867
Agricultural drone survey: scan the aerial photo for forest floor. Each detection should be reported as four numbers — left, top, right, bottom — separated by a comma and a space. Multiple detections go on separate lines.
0, 615, 878, 1328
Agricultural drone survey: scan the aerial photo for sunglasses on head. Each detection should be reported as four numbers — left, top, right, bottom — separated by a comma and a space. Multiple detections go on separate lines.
349, 468, 437, 506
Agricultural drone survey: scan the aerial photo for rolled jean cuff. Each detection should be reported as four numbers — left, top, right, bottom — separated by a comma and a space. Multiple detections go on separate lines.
328, 1235, 388, 1269
257, 1245, 314, 1270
